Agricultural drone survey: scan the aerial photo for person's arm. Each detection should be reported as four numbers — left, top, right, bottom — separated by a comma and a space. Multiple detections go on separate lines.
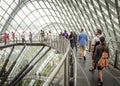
93, 46, 99, 62
107, 47, 109, 58
90, 38, 96, 51
86, 35, 88, 46
90, 45, 94, 52
90, 38, 96, 56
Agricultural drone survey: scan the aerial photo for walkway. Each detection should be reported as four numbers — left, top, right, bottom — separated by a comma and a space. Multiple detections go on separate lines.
0, 38, 120, 86
76, 51, 120, 86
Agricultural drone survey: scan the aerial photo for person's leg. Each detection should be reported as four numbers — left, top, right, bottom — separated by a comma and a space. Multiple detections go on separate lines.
70, 43, 73, 49
89, 52, 96, 71
89, 60, 96, 70
22, 38, 24, 43
98, 70, 103, 86
4, 39, 6, 45
79, 46, 83, 59
30, 38, 32, 43
83, 45, 86, 61
75, 42, 77, 52
71, 42, 74, 49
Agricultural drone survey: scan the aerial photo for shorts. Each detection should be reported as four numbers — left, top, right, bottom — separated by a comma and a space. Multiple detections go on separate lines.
79, 45, 86, 51
97, 66, 104, 70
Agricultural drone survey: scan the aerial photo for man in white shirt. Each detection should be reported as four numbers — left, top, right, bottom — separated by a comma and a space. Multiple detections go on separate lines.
89, 29, 103, 71
21, 32, 26, 43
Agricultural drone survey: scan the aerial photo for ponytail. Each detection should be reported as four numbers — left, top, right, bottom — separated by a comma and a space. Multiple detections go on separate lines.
101, 42, 106, 51
100, 36, 107, 51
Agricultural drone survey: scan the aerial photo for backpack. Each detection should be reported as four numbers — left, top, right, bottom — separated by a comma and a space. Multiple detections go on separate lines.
98, 51, 109, 68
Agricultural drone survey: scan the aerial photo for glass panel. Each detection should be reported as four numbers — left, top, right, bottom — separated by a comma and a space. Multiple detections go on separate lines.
118, 0, 120, 7
100, 19, 105, 25
2, 0, 10, 11
38, 1, 46, 8
92, 13, 97, 19
49, 10, 56, 16
114, 24, 119, 31
44, 2, 51, 8
3, 13, 9, 20
38, 18, 46, 25
17, 10, 26, 20
111, 0, 115, 3
26, 15, 35, 24
88, 3, 94, 11
93, 1, 99, 8
50, 3, 57, 10
82, 0, 86, 5
114, 17, 119, 23
10, 1, 18, 9
14, 15, 22, 24
11, 20, 18, 29
93, 25, 96, 29
44, 9, 51, 15
99, 0, 106, 6
37, 9, 45, 16
22, 5, 31, 15
105, 16, 111, 24
26, 2, 36, 11
49, 16, 55, 22
8, 25, 15, 32
7, 8, 13, 15
96, 10, 102, 18
86, 8, 90, 14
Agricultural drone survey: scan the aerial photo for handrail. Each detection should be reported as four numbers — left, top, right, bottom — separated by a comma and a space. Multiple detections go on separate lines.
71, 49, 77, 86
0, 35, 78, 86
42, 47, 70, 86
0, 35, 68, 54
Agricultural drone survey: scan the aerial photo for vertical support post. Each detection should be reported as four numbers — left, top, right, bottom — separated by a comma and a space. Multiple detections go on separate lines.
62, 39, 65, 53
64, 54, 69, 86
64, 58, 67, 86
69, 50, 74, 86
89, 40, 91, 52
114, 50, 118, 68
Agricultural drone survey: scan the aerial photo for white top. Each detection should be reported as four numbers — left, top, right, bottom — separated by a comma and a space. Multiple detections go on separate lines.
21, 33, 25, 39
91, 35, 103, 45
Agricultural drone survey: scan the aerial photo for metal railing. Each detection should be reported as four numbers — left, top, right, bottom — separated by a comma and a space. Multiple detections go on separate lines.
108, 41, 120, 69
0, 35, 77, 86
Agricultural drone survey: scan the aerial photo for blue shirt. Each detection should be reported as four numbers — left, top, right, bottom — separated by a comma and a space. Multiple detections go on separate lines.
78, 32, 88, 46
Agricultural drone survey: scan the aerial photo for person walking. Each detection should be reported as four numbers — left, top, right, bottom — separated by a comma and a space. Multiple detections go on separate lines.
94, 36, 109, 86
29, 32, 32, 43
89, 29, 103, 71
78, 29, 88, 61
21, 32, 26, 43
12, 32, 15, 42
3, 33, 7, 45
68, 31, 75, 49
48, 30, 52, 44
62, 30, 68, 39
73, 31, 78, 52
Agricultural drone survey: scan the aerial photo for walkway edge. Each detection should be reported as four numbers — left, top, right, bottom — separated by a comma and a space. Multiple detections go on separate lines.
77, 61, 91, 86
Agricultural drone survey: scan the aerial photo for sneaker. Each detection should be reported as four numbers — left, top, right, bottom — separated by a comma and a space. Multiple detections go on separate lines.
83, 56, 86, 61
98, 78, 100, 82
79, 58, 82, 60
89, 68, 94, 72
98, 81, 103, 86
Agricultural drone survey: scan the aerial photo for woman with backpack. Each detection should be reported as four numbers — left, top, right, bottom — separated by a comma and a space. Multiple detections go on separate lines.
94, 36, 109, 86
